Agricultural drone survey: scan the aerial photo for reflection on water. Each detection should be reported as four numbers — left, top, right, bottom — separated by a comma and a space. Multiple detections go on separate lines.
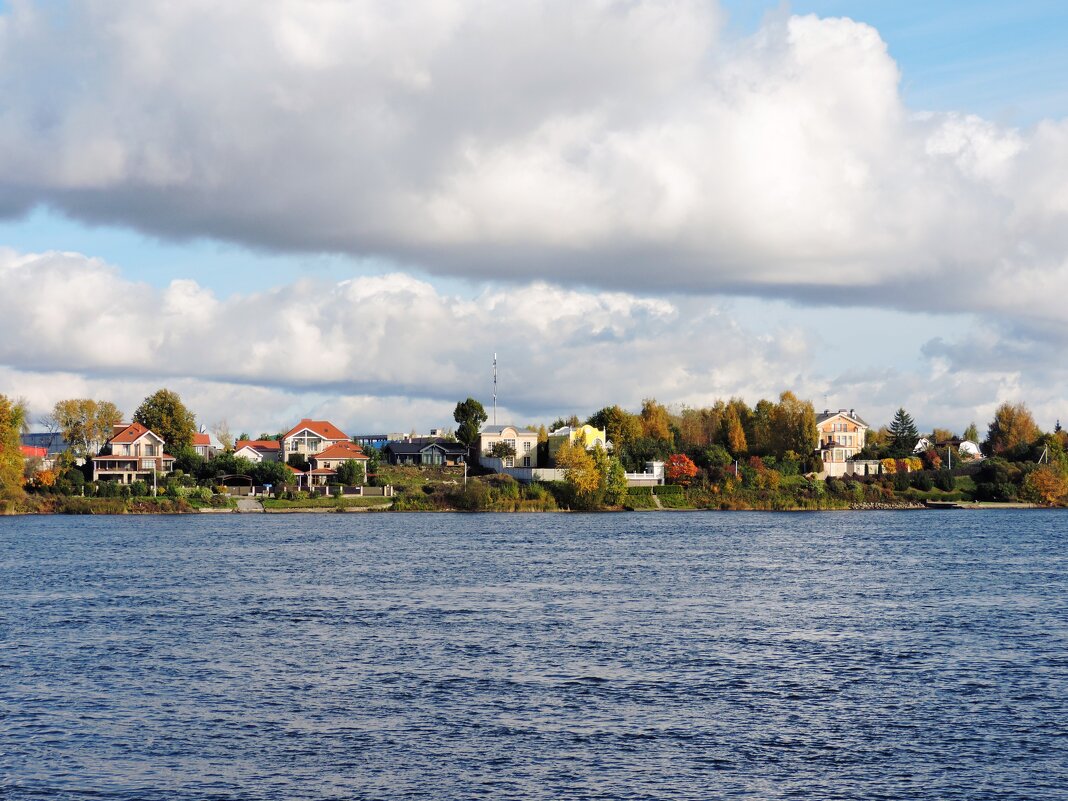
1, 511, 1066, 800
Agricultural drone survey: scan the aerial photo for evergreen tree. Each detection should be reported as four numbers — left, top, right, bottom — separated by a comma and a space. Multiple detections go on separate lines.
453, 398, 488, 447
888, 408, 920, 457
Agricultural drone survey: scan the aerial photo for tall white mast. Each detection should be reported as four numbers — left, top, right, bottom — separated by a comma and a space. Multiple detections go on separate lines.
492, 352, 497, 425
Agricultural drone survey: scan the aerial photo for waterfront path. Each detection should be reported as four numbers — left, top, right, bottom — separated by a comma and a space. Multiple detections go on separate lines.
235, 497, 264, 513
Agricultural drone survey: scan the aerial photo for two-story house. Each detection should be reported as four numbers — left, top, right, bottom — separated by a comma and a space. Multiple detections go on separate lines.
384, 438, 468, 466
91, 423, 175, 484
280, 419, 350, 462
193, 431, 222, 460
477, 425, 540, 469
816, 409, 869, 477
307, 441, 369, 485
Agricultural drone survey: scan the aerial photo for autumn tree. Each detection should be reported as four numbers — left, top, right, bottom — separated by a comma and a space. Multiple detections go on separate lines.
665, 453, 698, 486
931, 428, 956, 444
963, 422, 980, 442
640, 398, 673, 442
986, 402, 1040, 455
133, 389, 197, 450
52, 398, 123, 458
453, 398, 488, 447
212, 419, 235, 451
555, 440, 601, 498
1021, 465, 1068, 506
770, 392, 818, 457
0, 394, 27, 496
588, 405, 643, 451
723, 405, 748, 457
887, 408, 920, 457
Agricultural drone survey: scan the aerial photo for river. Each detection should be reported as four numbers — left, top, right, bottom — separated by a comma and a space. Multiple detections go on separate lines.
1, 511, 1066, 800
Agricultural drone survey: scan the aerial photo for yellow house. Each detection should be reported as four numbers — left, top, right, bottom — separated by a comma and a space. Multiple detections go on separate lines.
548, 424, 609, 464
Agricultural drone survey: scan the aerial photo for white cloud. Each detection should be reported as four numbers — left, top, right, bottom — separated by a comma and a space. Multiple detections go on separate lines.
0, 247, 822, 432
0, 2, 1063, 327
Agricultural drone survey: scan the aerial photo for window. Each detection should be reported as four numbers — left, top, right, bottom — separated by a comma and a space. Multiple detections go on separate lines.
523, 456, 531, 467
523, 441, 531, 452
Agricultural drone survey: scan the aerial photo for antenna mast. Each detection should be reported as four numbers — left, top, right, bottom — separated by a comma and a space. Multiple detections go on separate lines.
492, 353, 497, 425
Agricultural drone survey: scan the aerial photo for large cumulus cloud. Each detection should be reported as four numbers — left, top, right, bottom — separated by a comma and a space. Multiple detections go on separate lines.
0, 1, 1065, 326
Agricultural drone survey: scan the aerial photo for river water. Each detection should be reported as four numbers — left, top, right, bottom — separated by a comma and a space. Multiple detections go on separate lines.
1, 511, 1066, 800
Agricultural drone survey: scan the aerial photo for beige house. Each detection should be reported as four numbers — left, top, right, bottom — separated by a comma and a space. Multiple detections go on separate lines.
307, 441, 369, 485
280, 419, 350, 460
92, 423, 175, 483
478, 425, 539, 469
816, 409, 869, 477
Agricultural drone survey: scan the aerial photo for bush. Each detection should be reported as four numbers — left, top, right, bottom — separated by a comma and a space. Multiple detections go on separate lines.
934, 471, 956, 492
131, 480, 149, 497
911, 472, 934, 491
653, 484, 683, 496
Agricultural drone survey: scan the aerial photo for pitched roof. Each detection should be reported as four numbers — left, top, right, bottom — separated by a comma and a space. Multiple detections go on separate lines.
193, 432, 218, 447
283, 418, 349, 441
20, 445, 48, 458
315, 441, 368, 460
385, 439, 467, 456
816, 409, 869, 428
285, 464, 304, 474
235, 439, 281, 452
109, 422, 163, 445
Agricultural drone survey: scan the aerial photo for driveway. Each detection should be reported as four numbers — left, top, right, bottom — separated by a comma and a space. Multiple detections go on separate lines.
235, 496, 264, 513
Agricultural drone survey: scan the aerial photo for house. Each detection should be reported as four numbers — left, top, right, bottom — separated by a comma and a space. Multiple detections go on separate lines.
384, 438, 467, 466
20, 445, 51, 472
21, 432, 76, 466
912, 437, 932, 454
234, 439, 282, 463
958, 440, 983, 459
193, 431, 223, 460
280, 419, 350, 461
352, 433, 405, 450
816, 409, 869, 477
547, 424, 609, 464
91, 422, 175, 483
307, 441, 369, 485
477, 425, 539, 469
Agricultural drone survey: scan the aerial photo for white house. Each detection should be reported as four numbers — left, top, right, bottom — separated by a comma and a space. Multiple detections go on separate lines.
234, 439, 282, 463
478, 425, 540, 469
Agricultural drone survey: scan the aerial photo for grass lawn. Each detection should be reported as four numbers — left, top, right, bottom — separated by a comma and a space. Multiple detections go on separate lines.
263, 496, 393, 510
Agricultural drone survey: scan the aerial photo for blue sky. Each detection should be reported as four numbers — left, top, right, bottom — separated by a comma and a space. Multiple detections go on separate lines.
0, 0, 1065, 434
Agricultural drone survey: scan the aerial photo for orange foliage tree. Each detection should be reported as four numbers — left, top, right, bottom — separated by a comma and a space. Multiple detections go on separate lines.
665, 453, 698, 486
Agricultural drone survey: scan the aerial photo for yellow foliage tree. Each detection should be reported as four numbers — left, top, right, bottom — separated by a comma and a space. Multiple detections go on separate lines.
556, 440, 600, 496
1022, 465, 1068, 506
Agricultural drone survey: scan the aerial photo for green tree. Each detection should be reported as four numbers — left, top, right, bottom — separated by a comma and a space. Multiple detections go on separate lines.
986, 402, 1040, 455
888, 408, 920, 457
453, 398, 488, 447
604, 459, 628, 506
963, 422, 980, 442
587, 405, 642, 451
51, 398, 123, 458
335, 459, 366, 486
770, 392, 818, 458
0, 394, 27, 496
489, 441, 516, 459
134, 389, 197, 450
251, 459, 292, 487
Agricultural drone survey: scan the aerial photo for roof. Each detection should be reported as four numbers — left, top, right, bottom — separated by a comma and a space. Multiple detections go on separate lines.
92, 453, 176, 462
816, 409, 869, 428
20, 445, 48, 458
193, 432, 222, 448
385, 439, 467, 455
20, 433, 72, 455
282, 418, 349, 442
307, 468, 337, 475
479, 425, 538, 436
235, 439, 281, 452
315, 441, 369, 460
109, 422, 163, 445
285, 464, 304, 474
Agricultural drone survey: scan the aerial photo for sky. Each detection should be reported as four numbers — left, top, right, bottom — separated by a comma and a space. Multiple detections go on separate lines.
1, 0, 1066, 438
